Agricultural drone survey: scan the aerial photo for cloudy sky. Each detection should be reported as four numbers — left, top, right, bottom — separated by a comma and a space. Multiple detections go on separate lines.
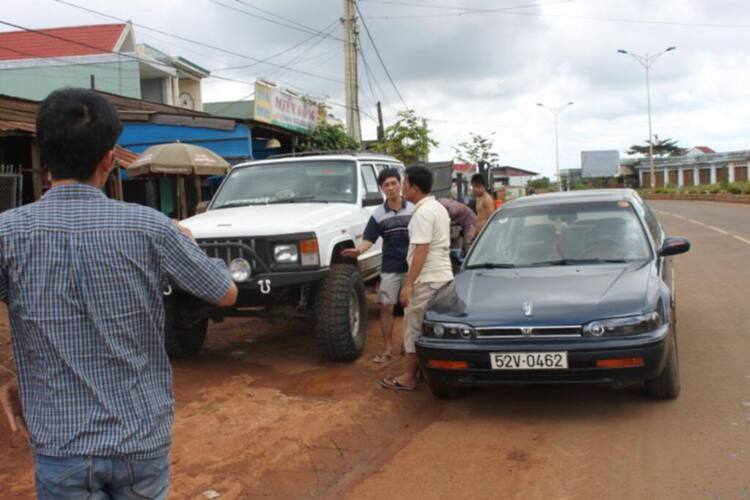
5, 0, 750, 178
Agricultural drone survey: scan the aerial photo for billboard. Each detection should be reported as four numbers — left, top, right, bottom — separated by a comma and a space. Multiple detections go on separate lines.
253, 80, 321, 133
581, 150, 620, 178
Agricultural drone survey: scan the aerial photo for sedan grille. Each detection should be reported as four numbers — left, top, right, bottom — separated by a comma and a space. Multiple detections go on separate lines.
476, 326, 582, 338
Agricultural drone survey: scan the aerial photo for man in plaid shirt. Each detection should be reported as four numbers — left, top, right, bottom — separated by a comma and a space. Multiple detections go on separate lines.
0, 88, 237, 499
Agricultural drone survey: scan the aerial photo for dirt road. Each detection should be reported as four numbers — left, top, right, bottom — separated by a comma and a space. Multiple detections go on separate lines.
1, 200, 748, 499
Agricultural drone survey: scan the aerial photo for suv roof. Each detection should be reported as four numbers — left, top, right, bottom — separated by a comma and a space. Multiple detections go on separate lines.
504, 189, 638, 209
268, 150, 402, 162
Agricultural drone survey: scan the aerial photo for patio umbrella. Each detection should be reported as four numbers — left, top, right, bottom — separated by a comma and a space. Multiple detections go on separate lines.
127, 142, 230, 177
127, 142, 230, 219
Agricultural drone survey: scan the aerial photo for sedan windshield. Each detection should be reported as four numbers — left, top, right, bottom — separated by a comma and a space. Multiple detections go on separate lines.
467, 201, 652, 268
212, 160, 357, 208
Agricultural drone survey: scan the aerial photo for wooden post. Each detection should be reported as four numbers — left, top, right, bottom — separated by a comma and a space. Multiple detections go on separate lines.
145, 179, 158, 210
193, 176, 202, 204
176, 175, 187, 220
30, 140, 43, 201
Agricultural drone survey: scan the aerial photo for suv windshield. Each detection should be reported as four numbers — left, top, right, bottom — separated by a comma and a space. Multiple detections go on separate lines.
212, 160, 357, 208
467, 201, 652, 268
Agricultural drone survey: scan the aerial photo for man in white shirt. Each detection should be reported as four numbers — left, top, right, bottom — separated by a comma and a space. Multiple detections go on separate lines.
380, 166, 453, 391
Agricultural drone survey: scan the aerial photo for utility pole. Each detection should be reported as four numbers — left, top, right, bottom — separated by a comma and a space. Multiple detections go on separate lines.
342, 0, 362, 142
537, 101, 574, 192
376, 101, 385, 141
618, 46, 676, 189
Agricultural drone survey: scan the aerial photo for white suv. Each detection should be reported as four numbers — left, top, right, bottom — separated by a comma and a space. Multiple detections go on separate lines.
165, 152, 404, 361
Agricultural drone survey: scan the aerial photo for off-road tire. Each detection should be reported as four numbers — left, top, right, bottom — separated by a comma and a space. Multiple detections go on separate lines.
313, 264, 368, 362
644, 330, 680, 399
426, 374, 466, 399
164, 295, 209, 358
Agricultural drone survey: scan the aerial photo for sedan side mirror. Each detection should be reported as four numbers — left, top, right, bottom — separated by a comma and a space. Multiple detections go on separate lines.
659, 237, 691, 257
363, 192, 384, 207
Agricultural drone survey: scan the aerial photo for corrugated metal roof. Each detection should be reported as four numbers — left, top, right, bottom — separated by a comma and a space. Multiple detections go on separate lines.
0, 120, 35, 133
0, 23, 126, 61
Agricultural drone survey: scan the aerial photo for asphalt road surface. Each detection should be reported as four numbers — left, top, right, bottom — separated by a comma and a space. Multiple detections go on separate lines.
0, 200, 748, 499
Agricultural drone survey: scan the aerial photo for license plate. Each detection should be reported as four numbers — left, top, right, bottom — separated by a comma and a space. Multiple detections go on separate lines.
490, 352, 568, 370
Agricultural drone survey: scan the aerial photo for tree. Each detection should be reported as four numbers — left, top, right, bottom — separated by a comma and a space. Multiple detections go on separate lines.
372, 109, 438, 165
300, 121, 360, 152
527, 177, 551, 190
627, 136, 685, 157
454, 133, 499, 165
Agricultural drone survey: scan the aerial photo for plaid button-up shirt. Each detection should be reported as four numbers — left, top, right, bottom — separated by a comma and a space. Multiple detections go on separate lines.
0, 184, 231, 458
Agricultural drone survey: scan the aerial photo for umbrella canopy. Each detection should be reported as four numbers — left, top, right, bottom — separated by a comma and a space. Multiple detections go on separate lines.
127, 142, 230, 178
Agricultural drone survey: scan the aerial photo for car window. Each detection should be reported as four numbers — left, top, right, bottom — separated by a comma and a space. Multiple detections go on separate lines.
361, 164, 380, 194
467, 201, 653, 267
643, 205, 662, 245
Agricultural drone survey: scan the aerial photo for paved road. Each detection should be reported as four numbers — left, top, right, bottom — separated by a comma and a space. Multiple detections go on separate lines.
1, 200, 748, 499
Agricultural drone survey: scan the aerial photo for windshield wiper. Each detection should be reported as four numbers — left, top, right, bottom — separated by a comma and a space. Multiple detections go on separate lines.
526, 258, 633, 266
466, 262, 516, 269
267, 196, 327, 204
213, 200, 267, 209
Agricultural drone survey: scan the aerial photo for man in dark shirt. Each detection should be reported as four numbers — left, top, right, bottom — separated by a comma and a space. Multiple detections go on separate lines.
0, 88, 237, 498
342, 168, 413, 363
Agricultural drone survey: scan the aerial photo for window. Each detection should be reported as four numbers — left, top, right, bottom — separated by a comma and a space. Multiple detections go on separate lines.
641, 171, 651, 188
698, 168, 711, 185
716, 167, 728, 184
654, 171, 665, 188
683, 169, 694, 186
668, 170, 678, 186
734, 165, 748, 182
361, 164, 380, 194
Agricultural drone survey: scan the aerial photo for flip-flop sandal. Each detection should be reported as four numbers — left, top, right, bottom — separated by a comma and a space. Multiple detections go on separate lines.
372, 354, 393, 364
378, 378, 416, 392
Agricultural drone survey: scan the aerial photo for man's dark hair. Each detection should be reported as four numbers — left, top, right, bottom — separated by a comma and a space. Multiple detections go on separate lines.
377, 167, 401, 187
404, 166, 433, 194
470, 173, 487, 187
36, 87, 123, 181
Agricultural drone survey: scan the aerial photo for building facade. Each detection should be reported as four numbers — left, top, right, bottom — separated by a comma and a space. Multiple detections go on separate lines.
637, 150, 749, 188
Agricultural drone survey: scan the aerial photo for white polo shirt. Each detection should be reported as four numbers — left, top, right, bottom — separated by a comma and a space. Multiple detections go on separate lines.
407, 195, 453, 284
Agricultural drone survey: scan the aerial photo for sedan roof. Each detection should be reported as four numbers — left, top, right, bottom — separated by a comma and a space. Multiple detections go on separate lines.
504, 189, 638, 209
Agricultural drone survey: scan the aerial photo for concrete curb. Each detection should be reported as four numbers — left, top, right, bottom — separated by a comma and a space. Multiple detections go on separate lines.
641, 193, 750, 205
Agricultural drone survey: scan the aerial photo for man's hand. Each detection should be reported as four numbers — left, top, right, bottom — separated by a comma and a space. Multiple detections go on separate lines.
341, 248, 360, 259
1, 374, 28, 439
400, 283, 413, 308
171, 220, 195, 242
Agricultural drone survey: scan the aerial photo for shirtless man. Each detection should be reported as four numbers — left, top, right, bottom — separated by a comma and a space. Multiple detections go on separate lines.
471, 174, 495, 232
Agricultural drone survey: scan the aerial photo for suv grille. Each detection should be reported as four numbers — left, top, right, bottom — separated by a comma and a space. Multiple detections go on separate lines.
198, 238, 267, 274
476, 326, 582, 338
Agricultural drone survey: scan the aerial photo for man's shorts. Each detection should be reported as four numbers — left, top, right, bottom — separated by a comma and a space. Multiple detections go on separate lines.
377, 273, 406, 305
403, 280, 452, 354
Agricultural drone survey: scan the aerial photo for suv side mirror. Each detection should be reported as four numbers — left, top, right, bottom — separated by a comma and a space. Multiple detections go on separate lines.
195, 201, 210, 214
658, 237, 690, 257
363, 192, 384, 207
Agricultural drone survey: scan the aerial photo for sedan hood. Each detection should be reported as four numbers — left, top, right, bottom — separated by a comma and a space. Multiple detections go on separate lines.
180, 203, 354, 238
428, 262, 655, 327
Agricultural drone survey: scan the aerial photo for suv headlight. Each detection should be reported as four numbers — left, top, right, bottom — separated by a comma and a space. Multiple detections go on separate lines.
229, 258, 251, 282
274, 244, 299, 263
424, 322, 476, 340
583, 312, 662, 337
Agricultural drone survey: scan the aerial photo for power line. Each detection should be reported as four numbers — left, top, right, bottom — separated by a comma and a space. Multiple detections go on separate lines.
353, 1, 409, 110
362, 0, 750, 28
211, 19, 339, 73
209, 0, 345, 43
263, 22, 339, 82
49, 0, 344, 83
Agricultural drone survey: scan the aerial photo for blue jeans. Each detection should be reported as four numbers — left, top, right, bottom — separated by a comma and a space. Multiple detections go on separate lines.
34, 452, 170, 499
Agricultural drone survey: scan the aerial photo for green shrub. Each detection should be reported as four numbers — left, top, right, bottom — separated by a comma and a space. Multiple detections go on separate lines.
727, 183, 743, 195
709, 184, 722, 194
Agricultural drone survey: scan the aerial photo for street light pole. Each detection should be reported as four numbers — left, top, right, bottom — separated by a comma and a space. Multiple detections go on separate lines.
537, 101, 574, 192
618, 46, 676, 189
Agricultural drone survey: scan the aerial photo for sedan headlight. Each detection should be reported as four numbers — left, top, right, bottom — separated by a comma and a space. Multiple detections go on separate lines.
274, 244, 299, 264
424, 322, 476, 340
583, 312, 662, 337
229, 258, 251, 282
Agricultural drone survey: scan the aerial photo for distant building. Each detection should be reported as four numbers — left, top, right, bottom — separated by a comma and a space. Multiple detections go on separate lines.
636, 149, 749, 187
0, 23, 208, 110
490, 166, 539, 188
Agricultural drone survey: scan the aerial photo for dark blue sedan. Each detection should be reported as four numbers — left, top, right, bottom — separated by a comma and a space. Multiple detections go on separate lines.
417, 189, 690, 399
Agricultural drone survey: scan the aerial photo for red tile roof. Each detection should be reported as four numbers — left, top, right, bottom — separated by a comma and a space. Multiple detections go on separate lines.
694, 146, 715, 154
0, 23, 126, 61
114, 145, 138, 168
0, 120, 35, 134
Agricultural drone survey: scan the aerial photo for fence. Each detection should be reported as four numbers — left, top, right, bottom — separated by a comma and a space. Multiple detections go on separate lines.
0, 164, 23, 213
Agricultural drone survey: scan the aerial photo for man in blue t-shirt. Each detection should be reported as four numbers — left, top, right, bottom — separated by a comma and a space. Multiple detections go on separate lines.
342, 168, 413, 363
